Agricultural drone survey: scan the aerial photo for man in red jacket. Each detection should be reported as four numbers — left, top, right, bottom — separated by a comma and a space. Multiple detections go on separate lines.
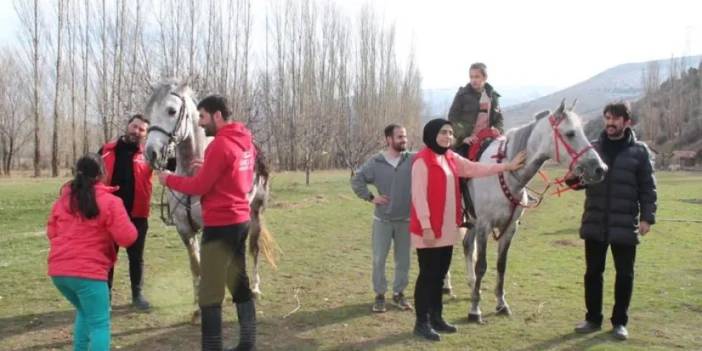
99, 114, 153, 310
158, 95, 257, 351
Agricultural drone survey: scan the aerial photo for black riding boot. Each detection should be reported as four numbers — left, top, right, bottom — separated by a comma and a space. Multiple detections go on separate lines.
228, 300, 256, 351
414, 313, 441, 341
201, 305, 223, 351
430, 306, 457, 333
130, 263, 150, 310
459, 178, 476, 229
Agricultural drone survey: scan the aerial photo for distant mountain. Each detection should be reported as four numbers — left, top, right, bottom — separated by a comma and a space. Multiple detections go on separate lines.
502, 55, 702, 129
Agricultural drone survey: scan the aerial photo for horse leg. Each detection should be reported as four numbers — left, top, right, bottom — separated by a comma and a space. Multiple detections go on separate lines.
495, 222, 517, 316
462, 228, 477, 288
468, 224, 489, 324
179, 230, 201, 324
249, 212, 262, 297
442, 271, 455, 298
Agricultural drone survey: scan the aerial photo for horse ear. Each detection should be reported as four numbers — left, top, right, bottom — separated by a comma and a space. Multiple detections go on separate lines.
569, 98, 578, 111
177, 78, 190, 92
555, 98, 566, 116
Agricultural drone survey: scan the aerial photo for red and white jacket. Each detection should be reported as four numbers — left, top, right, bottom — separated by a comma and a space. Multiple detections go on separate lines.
47, 184, 137, 280
166, 122, 255, 226
409, 148, 510, 248
100, 140, 153, 218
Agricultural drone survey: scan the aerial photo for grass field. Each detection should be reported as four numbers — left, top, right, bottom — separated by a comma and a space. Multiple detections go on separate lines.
1, 170, 701, 350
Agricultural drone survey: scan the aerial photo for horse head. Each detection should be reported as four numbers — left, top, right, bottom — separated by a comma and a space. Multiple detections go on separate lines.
538, 99, 607, 184
144, 80, 198, 171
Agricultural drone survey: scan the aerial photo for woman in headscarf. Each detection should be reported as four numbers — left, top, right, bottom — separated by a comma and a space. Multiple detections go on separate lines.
410, 118, 526, 341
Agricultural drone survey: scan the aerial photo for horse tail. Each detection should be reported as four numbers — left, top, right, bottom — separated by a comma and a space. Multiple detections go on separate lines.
249, 142, 279, 268
250, 213, 279, 269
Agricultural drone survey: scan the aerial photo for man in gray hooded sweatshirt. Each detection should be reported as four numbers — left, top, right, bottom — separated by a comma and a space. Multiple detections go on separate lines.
351, 124, 414, 313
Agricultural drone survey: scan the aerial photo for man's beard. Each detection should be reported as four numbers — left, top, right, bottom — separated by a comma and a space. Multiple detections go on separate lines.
204, 122, 217, 137
124, 133, 141, 144
391, 142, 407, 152
606, 126, 624, 139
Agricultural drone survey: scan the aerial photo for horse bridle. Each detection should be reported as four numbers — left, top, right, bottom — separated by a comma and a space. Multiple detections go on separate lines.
147, 92, 189, 170
548, 114, 594, 175
489, 113, 596, 240
147, 92, 198, 228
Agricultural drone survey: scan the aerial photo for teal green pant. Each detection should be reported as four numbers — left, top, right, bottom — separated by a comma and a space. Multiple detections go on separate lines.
52, 276, 111, 351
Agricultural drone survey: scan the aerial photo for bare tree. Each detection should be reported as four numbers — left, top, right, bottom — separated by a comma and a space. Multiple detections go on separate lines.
50, 0, 66, 177
14, 0, 43, 176
67, 0, 78, 163
81, 0, 91, 153
0, 52, 32, 175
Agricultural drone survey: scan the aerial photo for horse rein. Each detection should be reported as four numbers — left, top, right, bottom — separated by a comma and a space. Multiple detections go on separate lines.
489, 113, 594, 240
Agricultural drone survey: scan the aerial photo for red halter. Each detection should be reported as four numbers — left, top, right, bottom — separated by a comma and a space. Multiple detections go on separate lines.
548, 114, 595, 196
549, 114, 594, 172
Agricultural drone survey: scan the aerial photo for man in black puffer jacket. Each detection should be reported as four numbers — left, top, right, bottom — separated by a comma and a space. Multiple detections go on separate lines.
568, 102, 657, 341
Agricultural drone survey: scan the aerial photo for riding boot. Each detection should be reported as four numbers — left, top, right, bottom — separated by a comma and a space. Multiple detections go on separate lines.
228, 300, 256, 351
413, 313, 440, 341
201, 305, 223, 351
430, 305, 457, 333
459, 179, 476, 229
131, 261, 151, 310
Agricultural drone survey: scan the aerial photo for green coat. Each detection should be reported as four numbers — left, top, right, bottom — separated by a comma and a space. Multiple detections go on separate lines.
447, 82, 504, 148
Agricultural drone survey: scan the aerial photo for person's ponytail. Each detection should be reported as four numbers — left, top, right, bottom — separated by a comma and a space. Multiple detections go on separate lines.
69, 153, 105, 219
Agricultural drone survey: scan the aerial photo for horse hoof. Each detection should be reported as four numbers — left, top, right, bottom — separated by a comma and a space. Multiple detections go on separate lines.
496, 305, 512, 316
467, 313, 485, 324
190, 310, 201, 325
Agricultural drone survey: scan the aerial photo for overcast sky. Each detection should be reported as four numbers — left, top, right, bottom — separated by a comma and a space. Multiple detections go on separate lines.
1, 0, 700, 90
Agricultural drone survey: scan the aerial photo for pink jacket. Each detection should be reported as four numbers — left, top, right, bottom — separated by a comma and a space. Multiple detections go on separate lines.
411, 150, 509, 248
47, 183, 137, 281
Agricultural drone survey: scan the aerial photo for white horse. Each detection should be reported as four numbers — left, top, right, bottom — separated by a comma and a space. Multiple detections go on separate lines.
143, 80, 276, 323
462, 100, 607, 323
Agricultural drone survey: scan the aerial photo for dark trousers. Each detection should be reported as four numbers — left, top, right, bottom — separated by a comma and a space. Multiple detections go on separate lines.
199, 223, 253, 307
414, 246, 453, 322
584, 239, 637, 326
108, 217, 148, 297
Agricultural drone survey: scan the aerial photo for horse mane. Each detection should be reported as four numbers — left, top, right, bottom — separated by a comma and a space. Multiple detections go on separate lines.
506, 119, 536, 155
505, 109, 553, 155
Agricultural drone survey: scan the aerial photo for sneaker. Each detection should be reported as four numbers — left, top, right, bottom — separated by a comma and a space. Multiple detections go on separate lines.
574, 320, 601, 334
391, 293, 413, 311
372, 294, 386, 313
612, 325, 629, 340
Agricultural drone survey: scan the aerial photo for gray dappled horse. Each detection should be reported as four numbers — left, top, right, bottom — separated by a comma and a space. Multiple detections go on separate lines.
460, 100, 607, 323
143, 80, 276, 323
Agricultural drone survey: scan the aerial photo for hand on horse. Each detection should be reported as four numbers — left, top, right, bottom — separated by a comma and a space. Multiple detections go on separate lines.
422, 228, 437, 246
507, 150, 527, 171
157, 171, 173, 186
189, 159, 203, 173
640, 221, 651, 236
464, 136, 479, 145
371, 194, 390, 206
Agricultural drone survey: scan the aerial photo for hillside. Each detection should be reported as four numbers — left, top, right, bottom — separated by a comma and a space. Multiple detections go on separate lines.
502, 55, 702, 129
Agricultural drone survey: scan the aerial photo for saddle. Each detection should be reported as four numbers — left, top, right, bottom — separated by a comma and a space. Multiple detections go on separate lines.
458, 128, 502, 228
